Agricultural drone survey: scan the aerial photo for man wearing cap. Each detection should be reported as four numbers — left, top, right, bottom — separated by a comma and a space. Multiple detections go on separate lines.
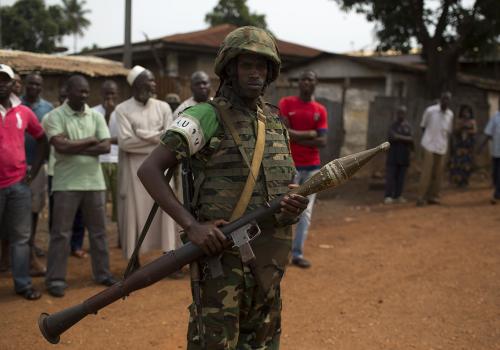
115, 66, 176, 261
43, 74, 117, 297
173, 70, 211, 119
0, 71, 24, 270
138, 27, 309, 349
0, 64, 48, 300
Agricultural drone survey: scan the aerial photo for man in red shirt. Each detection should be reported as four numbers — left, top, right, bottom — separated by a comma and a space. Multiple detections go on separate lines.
279, 70, 328, 268
0, 64, 48, 300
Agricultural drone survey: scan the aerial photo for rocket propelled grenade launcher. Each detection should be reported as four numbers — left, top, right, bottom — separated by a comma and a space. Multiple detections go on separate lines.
38, 142, 390, 344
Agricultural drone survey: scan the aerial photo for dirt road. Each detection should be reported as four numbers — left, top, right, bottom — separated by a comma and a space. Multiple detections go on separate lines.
1, 182, 499, 349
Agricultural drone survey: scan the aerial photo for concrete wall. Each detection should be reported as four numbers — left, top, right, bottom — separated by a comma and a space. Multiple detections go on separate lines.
341, 79, 385, 155
308, 78, 385, 155
286, 55, 385, 80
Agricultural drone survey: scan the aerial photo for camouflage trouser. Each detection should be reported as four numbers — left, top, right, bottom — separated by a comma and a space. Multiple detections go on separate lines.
187, 252, 282, 350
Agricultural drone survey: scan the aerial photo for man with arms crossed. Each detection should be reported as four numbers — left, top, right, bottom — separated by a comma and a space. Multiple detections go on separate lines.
43, 75, 116, 298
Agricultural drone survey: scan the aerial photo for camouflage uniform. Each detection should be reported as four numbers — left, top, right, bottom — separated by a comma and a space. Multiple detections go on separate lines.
161, 27, 295, 349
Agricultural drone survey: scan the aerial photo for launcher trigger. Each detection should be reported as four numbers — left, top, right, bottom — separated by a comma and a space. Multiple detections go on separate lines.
230, 222, 261, 264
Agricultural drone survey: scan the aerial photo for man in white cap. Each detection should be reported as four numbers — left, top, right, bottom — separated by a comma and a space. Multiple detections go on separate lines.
0, 64, 48, 300
115, 66, 177, 263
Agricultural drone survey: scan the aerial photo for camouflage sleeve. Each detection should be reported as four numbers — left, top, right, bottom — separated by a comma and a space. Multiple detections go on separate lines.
160, 131, 190, 161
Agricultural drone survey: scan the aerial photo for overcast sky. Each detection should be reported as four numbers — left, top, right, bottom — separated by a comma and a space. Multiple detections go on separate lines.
28, 0, 377, 54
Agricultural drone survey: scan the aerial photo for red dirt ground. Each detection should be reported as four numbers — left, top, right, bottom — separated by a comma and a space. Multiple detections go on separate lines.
1, 179, 499, 349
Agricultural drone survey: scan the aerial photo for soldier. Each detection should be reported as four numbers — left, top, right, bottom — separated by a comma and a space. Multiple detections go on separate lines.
138, 27, 309, 349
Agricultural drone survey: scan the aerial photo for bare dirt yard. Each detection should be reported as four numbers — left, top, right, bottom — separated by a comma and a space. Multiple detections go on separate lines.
1, 178, 499, 350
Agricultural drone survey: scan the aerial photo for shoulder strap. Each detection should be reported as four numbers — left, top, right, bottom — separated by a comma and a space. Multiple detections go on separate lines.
230, 107, 266, 220
209, 99, 267, 220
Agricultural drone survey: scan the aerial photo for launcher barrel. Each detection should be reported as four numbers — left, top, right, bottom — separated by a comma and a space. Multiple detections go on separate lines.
38, 142, 389, 344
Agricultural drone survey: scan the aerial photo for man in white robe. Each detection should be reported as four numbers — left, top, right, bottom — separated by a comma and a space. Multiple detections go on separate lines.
116, 66, 176, 260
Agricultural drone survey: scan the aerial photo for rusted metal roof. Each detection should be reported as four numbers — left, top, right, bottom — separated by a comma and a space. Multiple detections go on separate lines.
0, 50, 128, 76
160, 24, 322, 58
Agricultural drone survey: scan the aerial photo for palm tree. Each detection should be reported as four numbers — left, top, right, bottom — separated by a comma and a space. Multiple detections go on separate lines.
61, 0, 91, 53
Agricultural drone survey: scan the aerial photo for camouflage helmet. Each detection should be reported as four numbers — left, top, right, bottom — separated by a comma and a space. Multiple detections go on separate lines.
214, 26, 281, 83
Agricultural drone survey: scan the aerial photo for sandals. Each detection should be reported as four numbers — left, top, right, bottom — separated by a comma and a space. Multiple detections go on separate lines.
17, 287, 42, 300
71, 249, 88, 259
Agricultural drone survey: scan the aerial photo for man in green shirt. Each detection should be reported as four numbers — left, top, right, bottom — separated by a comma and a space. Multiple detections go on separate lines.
43, 75, 117, 298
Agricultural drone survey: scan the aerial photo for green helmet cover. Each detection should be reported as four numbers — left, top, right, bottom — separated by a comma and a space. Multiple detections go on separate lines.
214, 26, 281, 83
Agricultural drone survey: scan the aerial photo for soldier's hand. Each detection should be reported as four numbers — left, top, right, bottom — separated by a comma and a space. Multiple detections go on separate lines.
185, 220, 228, 256
279, 184, 309, 219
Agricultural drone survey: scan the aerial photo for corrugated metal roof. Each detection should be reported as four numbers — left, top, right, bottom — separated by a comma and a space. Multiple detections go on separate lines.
0, 50, 128, 76
160, 24, 322, 58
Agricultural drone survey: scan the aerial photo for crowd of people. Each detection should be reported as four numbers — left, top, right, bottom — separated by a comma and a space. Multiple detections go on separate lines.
0, 62, 216, 300
1, 24, 500, 350
382, 92, 500, 206
0, 57, 499, 304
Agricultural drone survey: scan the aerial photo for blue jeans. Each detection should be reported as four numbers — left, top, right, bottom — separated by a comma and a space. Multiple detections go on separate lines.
292, 169, 319, 259
0, 181, 33, 293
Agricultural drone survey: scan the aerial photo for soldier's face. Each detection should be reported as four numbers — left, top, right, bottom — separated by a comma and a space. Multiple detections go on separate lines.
236, 53, 267, 99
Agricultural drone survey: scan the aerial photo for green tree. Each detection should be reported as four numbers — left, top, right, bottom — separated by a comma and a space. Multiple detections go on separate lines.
205, 0, 268, 29
0, 0, 68, 53
334, 0, 500, 97
61, 0, 91, 53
